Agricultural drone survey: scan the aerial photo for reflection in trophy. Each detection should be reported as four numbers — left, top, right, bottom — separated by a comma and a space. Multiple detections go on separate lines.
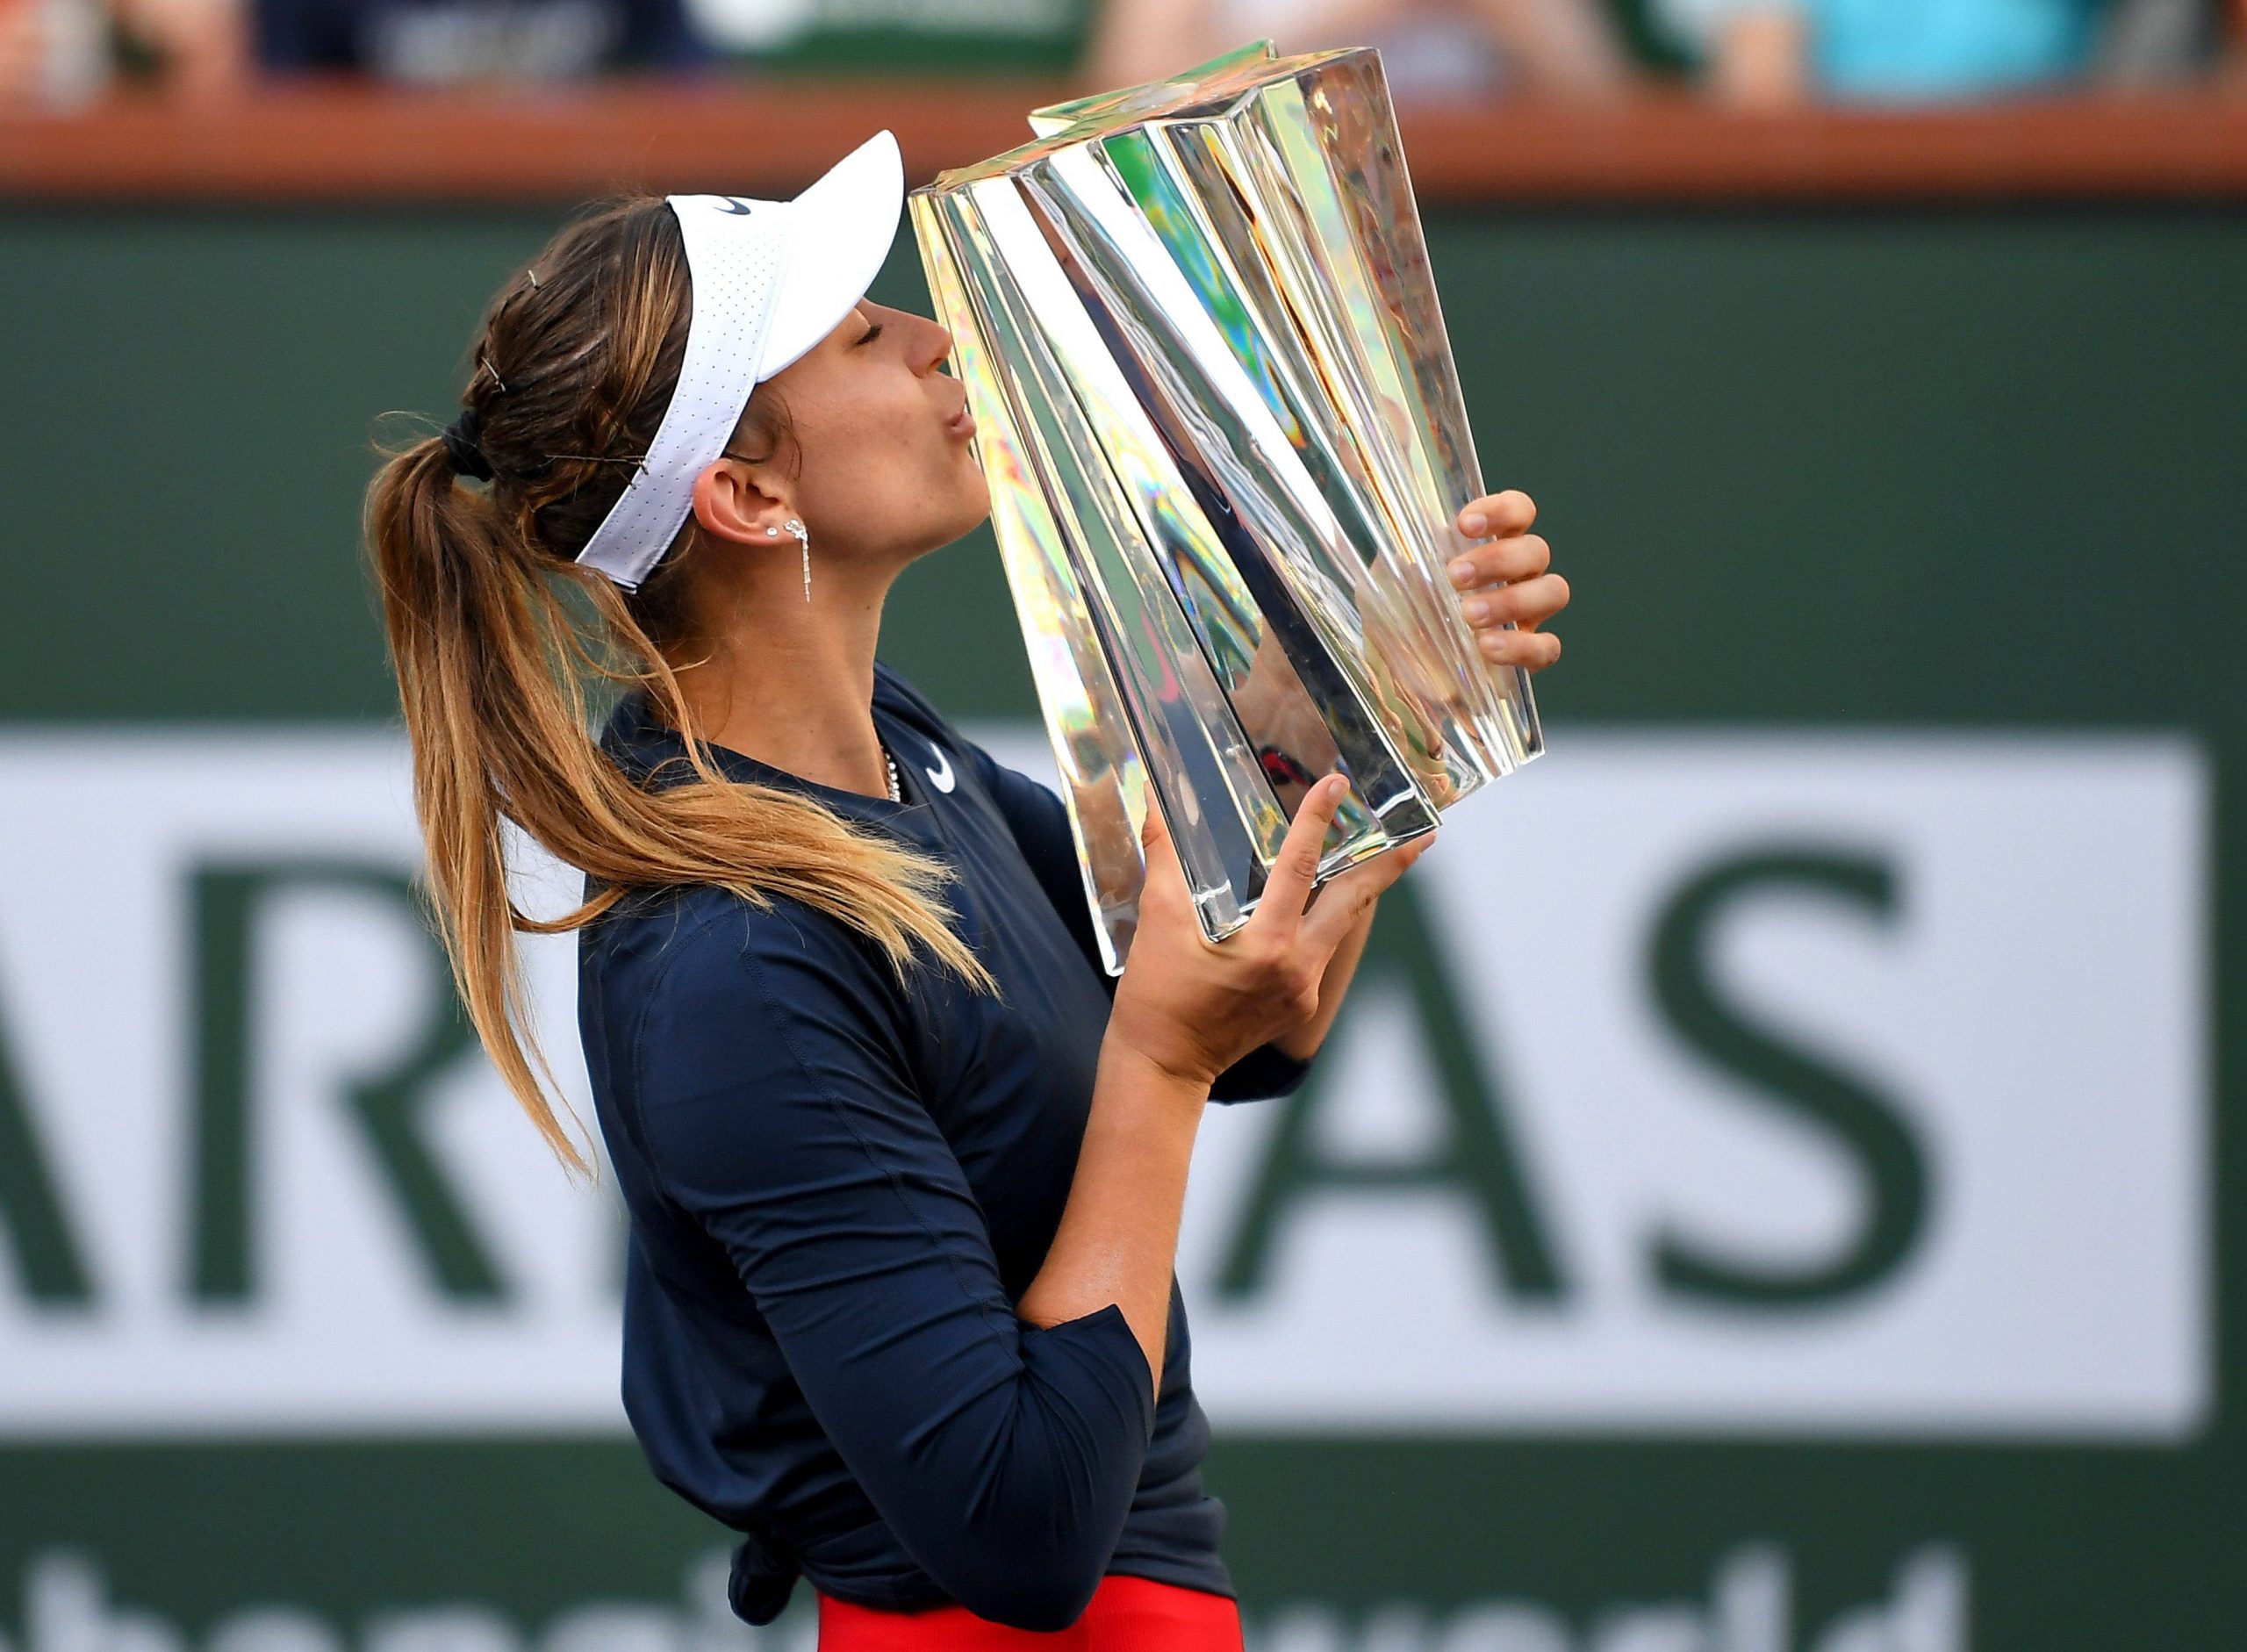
912, 40, 1543, 972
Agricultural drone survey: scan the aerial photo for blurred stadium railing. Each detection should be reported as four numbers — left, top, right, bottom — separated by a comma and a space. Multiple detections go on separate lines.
4, 83, 2247, 200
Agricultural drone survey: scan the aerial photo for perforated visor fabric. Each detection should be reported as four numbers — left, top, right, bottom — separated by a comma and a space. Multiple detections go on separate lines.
573, 197, 788, 592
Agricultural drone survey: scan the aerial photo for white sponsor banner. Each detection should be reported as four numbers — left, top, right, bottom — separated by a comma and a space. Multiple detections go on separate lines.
0, 729, 2208, 1439
1160, 733, 2209, 1439
0, 733, 619, 1433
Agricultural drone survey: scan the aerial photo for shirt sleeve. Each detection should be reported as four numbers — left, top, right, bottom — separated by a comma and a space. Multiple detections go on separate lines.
627, 905, 1157, 1634
963, 738, 1315, 1104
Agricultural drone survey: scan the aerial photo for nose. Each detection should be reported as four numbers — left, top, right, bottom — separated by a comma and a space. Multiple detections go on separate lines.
910, 312, 955, 376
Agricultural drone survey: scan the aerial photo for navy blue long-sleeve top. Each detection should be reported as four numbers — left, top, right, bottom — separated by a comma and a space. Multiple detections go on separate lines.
577, 660, 1312, 1633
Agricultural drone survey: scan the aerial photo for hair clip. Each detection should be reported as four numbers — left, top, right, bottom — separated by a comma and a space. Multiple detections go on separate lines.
541, 451, 650, 467
478, 355, 508, 392
525, 268, 541, 290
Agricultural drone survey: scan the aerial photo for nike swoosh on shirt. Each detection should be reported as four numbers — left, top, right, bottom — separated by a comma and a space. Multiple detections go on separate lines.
924, 746, 955, 794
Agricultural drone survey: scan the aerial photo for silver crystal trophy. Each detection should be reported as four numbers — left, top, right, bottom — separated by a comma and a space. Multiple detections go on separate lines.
911, 40, 1543, 973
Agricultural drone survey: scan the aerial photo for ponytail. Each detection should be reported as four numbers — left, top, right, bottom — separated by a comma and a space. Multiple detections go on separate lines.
366, 334, 995, 1176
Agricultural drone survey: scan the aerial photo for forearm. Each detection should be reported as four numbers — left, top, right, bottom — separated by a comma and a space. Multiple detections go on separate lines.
1016, 1038, 1209, 1400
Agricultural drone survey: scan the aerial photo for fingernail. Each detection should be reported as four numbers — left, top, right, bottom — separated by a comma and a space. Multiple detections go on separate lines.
1461, 596, 1489, 621
1448, 558, 1475, 587
1460, 511, 1487, 537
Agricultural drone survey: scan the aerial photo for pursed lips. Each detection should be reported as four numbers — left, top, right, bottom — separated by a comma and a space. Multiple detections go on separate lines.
942, 386, 976, 438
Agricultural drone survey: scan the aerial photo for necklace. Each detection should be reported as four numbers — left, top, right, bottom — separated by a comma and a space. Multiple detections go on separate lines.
880, 739, 901, 804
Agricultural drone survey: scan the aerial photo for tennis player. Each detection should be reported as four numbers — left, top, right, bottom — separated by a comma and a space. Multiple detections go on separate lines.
363, 130, 1569, 1650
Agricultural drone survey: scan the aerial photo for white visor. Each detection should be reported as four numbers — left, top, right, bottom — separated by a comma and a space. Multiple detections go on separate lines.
574, 129, 906, 591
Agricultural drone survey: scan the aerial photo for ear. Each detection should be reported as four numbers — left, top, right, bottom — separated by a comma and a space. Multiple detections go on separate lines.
690, 456, 790, 547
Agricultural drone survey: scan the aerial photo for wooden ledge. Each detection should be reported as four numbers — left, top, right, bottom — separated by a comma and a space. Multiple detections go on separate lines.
4, 80, 2246, 205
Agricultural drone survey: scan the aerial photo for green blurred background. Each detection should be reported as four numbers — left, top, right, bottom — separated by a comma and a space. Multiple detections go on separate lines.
0, 203, 2240, 1647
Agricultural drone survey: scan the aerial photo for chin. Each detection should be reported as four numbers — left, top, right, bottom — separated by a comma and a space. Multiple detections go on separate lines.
903, 488, 994, 561
944, 469, 994, 540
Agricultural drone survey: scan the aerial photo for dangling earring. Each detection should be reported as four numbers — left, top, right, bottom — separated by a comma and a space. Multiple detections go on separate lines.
786, 519, 810, 603
762, 520, 812, 603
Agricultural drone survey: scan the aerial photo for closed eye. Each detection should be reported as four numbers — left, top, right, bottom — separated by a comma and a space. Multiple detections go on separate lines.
855, 323, 885, 348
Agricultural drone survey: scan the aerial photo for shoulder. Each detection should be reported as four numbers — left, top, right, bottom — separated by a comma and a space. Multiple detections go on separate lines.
585, 887, 936, 1194
584, 882, 908, 1052
583, 882, 928, 1173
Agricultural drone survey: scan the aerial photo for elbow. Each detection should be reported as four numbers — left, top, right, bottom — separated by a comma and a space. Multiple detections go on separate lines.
921, 1492, 1118, 1632
941, 1560, 1106, 1634
894, 1308, 1153, 1630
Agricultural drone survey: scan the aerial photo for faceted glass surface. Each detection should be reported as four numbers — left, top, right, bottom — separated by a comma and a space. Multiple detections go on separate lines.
912, 40, 1543, 971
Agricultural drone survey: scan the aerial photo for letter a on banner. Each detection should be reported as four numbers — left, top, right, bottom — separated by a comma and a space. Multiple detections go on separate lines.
1214, 883, 1568, 1302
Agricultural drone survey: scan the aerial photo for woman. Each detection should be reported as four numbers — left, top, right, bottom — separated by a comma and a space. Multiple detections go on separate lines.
364, 131, 1569, 1650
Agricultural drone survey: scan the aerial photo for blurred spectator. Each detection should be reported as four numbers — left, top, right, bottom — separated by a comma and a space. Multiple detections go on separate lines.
2058, 0, 2238, 84
690, 0, 1080, 76
2, 0, 700, 100
1655, 0, 2236, 103
1, 0, 107, 102
254, 0, 707, 81
2, 0, 245, 104
1086, 0, 1638, 101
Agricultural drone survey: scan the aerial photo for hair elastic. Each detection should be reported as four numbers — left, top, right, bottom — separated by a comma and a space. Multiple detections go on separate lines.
442, 408, 494, 481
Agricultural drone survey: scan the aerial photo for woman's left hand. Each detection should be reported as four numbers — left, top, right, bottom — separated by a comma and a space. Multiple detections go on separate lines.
1268, 487, 1568, 1053
1447, 489, 1569, 672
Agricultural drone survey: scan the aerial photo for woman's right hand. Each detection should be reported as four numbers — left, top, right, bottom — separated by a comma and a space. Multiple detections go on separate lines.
1104, 773, 1435, 1088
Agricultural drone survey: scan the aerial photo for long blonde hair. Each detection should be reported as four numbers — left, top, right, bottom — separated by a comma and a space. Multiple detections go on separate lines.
363, 196, 996, 1175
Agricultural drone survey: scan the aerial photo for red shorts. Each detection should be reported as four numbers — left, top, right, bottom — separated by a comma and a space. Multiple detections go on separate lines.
815, 1575, 1243, 1650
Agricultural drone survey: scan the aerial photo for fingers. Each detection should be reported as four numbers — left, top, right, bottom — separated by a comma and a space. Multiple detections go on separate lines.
1456, 490, 1535, 540
1461, 571, 1569, 629
1253, 771, 1353, 931
1301, 831, 1434, 954
1448, 531, 1551, 592
1446, 502, 1568, 675
1463, 573, 1569, 666
1138, 794, 1187, 888
1476, 628, 1563, 670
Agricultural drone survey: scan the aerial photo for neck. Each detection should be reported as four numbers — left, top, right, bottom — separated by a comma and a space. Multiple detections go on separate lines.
668, 552, 898, 799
